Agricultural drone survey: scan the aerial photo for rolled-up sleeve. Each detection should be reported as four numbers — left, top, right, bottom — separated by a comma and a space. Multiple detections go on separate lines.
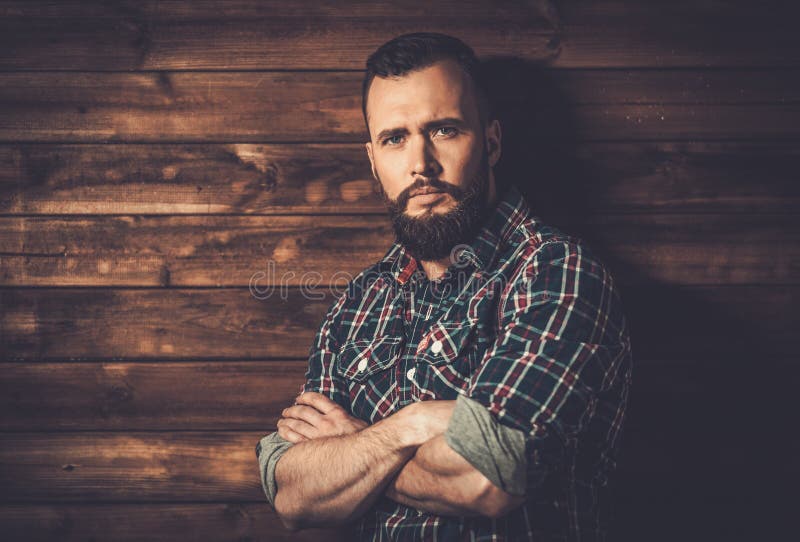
255, 289, 351, 507
445, 393, 528, 495
256, 432, 295, 507
449, 240, 632, 494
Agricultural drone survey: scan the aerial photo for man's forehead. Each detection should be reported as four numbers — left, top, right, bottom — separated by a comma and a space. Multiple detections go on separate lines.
366, 59, 478, 129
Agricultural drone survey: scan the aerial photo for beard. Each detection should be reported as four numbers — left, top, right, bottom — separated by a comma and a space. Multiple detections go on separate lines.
379, 146, 492, 262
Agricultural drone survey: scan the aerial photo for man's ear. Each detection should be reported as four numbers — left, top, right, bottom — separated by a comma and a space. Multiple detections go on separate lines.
485, 119, 502, 167
365, 141, 378, 181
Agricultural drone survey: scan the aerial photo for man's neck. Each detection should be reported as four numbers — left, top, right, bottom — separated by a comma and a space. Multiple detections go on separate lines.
419, 257, 454, 282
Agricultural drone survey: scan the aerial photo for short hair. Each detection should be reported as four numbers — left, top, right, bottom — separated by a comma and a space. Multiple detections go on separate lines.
361, 32, 491, 138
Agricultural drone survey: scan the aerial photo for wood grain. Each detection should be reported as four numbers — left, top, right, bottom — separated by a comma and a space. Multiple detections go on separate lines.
2, 142, 799, 215
0, 431, 284, 501
0, 288, 330, 361
0, 1, 797, 69
0, 1, 795, 538
0, 429, 787, 502
0, 286, 795, 361
0, 215, 392, 287
1, 213, 797, 286
0, 503, 344, 542
0, 143, 379, 215
0, 71, 797, 142
0, 359, 791, 432
555, 0, 800, 68
0, 361, 307, 431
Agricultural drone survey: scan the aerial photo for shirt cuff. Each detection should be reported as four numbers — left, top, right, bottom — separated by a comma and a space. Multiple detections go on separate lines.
256, 432, 294, 508
444, 394, 527, 496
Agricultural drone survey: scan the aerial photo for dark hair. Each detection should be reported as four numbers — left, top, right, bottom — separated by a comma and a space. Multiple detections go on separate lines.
361, 32, 491, 138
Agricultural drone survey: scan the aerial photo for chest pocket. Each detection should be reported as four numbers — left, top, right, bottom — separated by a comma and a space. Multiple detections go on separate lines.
335, 336, 404, 421
416, 320, 485, 397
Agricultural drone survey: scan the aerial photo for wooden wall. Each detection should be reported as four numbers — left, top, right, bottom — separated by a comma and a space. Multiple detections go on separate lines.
1, 1, 797, 540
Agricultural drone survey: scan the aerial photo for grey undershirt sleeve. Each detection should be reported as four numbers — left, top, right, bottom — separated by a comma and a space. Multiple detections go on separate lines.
444, 393, 528, 496
256, 432, 294, 508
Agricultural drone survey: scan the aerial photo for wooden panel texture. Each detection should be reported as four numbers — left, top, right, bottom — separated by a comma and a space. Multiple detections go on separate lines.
0, 1, 796, 540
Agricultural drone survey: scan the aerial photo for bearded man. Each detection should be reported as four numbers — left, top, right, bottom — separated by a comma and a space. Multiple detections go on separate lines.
256, 32, 633, 541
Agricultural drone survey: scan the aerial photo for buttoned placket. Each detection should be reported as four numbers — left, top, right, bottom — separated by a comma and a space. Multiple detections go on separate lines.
399, 265, 471, 405
399, 272, 426, 405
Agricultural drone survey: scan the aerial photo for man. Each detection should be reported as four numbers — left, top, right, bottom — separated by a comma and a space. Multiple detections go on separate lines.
256, 32, 632, 541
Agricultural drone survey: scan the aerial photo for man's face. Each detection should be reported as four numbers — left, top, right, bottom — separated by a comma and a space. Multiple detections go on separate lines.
364, 58, 501, 261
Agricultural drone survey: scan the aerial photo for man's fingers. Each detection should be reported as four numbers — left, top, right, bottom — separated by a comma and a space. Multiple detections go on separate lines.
295, 391, 340, 414
277, 424, 307, 444
278, 416, 319, 439
282, 405, 324, 425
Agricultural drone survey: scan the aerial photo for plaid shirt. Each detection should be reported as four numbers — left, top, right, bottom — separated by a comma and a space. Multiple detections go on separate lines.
290, 185, 632, 541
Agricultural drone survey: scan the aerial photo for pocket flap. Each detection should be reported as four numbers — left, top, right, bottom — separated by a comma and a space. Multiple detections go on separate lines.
336, 336, 404, 381
417, 321, 476, 366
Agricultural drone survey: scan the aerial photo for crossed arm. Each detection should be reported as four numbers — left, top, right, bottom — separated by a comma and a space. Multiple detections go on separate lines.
271, 392, 524, 530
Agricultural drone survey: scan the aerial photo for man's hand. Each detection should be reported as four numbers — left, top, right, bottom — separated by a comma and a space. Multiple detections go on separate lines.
277, 391, 368, 443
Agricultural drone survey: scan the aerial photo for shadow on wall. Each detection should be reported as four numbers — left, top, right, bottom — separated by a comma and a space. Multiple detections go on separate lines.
482, 56, 638, 290
480, 56, 791, 541
482, 56, 589, 228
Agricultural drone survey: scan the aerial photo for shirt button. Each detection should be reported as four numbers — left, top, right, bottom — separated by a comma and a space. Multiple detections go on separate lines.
406, 367, 416, 380
430, 340, 443, 354
357, 359, 368, 372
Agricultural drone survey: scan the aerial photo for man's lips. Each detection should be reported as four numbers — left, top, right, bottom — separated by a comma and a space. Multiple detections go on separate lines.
410, 188, 444, 198
407, 190, 447, 209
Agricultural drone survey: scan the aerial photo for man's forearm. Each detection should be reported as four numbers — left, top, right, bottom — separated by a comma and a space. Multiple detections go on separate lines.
273, 412, 418, 530
385, 396, 528, 519
386, 434, 496, 516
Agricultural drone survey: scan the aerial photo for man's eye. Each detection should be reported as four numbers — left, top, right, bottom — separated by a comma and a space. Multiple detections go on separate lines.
436, 127, 457, 137
384, 135, 403, 145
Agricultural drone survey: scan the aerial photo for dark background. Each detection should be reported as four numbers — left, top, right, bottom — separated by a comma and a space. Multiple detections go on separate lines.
0, 1, 797, 540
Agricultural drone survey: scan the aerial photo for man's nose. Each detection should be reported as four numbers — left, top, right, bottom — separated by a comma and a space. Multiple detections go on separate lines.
410, 135, 440, 179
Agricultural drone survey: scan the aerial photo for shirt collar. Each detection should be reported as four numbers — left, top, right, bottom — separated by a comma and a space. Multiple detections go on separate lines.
377, 184, 531, 286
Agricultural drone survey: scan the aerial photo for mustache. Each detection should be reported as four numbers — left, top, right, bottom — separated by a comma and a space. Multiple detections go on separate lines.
394, 178, 464, 211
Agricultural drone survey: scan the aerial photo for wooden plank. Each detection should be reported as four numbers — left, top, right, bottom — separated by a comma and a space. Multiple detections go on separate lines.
0, 432, 285, 501
556, 0, 800, 68
0, 215, 392, 287
0, 71, 798, 143
0, 1, 556, 71
574, 214, 800, 286
0, 503, 343, 542
530, 141, 800, 214
0, 288, 331, 361
0, 359, 792, 432
0, 286, 796, 361
0, 361, 308, 431
3, 142, 799, 215
0, 1, 797, 69
0, 429, 788, 502
0, 144, 379, 215
1, 214, 797, 287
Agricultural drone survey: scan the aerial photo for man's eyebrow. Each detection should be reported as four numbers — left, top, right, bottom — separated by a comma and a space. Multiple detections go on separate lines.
375, 127, 408, 142
374, 117, 469, 142
424, 117, 469, 130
